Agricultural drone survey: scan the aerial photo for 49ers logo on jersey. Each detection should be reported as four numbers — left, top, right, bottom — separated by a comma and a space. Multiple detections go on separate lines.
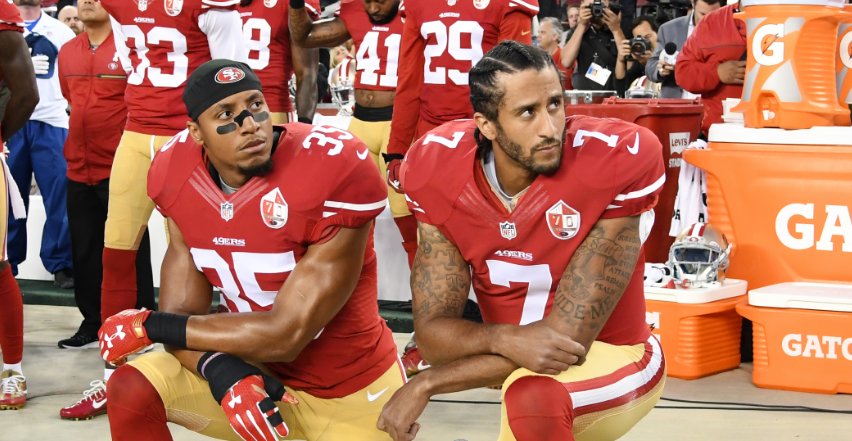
546, 201, 581, 240
215, 67, 245, 84
260, 188, 288, 229
164, 0, 183, 17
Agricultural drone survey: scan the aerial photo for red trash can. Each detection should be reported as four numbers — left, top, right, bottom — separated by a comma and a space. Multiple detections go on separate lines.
567, 98, 704, 264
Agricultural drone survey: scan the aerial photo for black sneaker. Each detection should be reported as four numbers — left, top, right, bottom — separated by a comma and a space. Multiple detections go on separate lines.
54, 269, 74, 289
58, 332, 98, 349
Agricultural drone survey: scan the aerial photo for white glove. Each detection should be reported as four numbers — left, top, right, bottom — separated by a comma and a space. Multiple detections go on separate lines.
29, 48, 49, 76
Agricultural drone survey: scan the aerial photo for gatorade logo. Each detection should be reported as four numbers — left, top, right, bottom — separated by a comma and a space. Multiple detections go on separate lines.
782, 334, 852, 360
753, 24, 785, 67
840, 30, 852, 70
775, 203, 852, 252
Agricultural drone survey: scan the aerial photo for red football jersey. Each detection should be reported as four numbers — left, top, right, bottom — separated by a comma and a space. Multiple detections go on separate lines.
148, 123, 397, 398
335, 0, 404, 91
102, 0, 241, 135
240, 0, 319, 113
0, 0, 24, 135
401, 116, 665, 346
386, 0, 538, 156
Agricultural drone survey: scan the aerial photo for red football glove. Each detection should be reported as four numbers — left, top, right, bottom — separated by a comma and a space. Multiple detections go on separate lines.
98, 309, 153, 364
386, 158, 404, 194
223, 375, 299, 441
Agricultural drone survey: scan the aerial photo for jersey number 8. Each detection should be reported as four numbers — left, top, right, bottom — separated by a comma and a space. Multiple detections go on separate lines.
421, 21, 484, 86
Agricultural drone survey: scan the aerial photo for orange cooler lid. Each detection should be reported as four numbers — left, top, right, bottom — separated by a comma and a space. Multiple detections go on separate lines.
645, 279, 748, 304
708, 123, 852, 145
748, 282, 852, 312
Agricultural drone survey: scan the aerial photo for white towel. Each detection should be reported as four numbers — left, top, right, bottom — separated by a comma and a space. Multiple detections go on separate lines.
670, 139, 708, 236
1, 156, 26, 220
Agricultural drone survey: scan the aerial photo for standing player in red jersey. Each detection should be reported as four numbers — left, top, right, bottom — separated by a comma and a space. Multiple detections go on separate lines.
377, 41, 666, 441
58, 0, 247, 419
99, 60, 404, 441
289, 0, 414, 274
239, 0, 319, 125
0, 0, 38, 412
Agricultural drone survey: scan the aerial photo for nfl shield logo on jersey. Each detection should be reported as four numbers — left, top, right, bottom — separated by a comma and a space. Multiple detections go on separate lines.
500, 221, 517, 240
137, 0, 147, 11
546, 200, 581, 240
164, 0, 183, 16
473, 0, 490, 9
264, 0, 277, 7
260, 188, 288, 229
220, 202, 234, 221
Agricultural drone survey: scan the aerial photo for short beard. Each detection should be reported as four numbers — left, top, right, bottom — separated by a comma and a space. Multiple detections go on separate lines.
239, 157, 274, 179
493, 124, 564, 176
368, 3, 399, 25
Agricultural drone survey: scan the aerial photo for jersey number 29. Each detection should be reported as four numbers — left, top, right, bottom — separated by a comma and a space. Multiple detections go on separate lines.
421, 21, 484, 86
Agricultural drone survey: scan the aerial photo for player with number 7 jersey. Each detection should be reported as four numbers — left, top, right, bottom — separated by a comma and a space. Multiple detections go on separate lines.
68, 0, 247, 421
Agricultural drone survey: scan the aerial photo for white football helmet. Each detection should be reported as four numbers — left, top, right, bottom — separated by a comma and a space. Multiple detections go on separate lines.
669, 223, 732, 288
330, 57, 356, 116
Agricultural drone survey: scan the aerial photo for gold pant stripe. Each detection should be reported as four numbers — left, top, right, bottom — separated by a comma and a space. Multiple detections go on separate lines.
347, 117, 410, 218
498, 337, 666, 441
128, 351, 404, 441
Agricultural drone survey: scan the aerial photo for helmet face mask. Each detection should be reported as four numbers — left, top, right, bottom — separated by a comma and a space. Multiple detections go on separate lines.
331, 58, 356, 116
669, 223, 732, 289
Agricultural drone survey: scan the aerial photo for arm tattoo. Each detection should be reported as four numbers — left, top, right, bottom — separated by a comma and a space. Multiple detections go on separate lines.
550, 217, 642, 341
288, 9, 351, 48
411, 223, 472, 325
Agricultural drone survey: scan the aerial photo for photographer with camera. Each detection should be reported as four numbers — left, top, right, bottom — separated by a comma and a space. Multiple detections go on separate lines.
561, 0, 626, 90
645, 0, 723, 98
615, 15, 657, 97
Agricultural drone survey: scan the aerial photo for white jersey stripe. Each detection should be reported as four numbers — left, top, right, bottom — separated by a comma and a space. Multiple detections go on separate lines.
202, 0, 239, 6
510, 0, 540, 12
569, 336, 663, 409
324, 199, 388, 211
613, 174, 666, 202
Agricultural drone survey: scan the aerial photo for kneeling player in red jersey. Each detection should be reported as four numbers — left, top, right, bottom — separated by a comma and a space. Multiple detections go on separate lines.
377, 41, 666, 441
99, 60, 403, 441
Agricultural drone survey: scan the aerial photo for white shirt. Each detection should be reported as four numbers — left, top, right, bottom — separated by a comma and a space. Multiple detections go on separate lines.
24, 12, 75, 129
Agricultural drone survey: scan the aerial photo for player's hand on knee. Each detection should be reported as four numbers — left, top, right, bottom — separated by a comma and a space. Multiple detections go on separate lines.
377, 380, 428, 441
221, 375, 297, 441
495, 322, 585, 375
99, 309, 154, 364
385, 158, 404, 193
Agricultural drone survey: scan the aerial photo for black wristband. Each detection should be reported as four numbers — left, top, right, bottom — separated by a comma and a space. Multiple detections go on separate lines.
297, 116, 312, 124
289, 0, 305, 9
143, 312, 189, 349
381, 152, 404, 164
197, 352, 265, 404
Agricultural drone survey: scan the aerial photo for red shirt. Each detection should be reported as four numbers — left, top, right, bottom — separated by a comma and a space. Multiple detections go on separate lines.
675, 4, 746, 134
101, 0, 240, 135
386, 0, 539, 156
401, 116, 665, 346
58, 32, 128, 185
240, 0, 319, 113
149, 123, 397, 399
0, 0, 24, 136
553, 47, 573, 91
335, 0, 404, 92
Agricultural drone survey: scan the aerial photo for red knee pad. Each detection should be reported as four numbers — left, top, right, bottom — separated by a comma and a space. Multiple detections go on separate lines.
504, 376, 575, 441
107, 365, 172, 441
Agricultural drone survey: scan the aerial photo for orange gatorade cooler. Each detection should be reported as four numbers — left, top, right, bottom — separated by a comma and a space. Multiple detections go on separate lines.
733, 0, 850, 129
685, 124, 852, 290
644, 279, 748, 379
835, 6, 852, 126
736, 283, 852, 394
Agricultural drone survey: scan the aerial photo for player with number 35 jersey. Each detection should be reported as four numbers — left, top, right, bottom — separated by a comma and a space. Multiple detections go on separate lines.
290, 1, 418, 273
239, 0, 319, 124
68, 0, 247, 420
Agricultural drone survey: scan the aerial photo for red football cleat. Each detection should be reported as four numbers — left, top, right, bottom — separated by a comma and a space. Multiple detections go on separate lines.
60, 380, 108, 420
401, 346, 431, 377
0, 370, 27, 410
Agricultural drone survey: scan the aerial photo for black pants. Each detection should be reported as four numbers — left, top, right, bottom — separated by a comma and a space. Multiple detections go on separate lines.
67, 179, 155, 336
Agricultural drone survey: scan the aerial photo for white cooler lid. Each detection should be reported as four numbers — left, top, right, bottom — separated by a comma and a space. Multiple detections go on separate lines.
708, 124, 852, 146
741, 0, 843, 6
644, 279, 748, 304
748, 282, 852, 313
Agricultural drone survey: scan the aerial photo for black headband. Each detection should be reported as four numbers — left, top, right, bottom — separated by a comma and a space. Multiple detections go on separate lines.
183, 59, 264, 121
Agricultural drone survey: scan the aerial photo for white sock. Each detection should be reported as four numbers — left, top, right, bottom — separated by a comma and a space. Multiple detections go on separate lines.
104, 368, 115, 382
3, 362, 22, 375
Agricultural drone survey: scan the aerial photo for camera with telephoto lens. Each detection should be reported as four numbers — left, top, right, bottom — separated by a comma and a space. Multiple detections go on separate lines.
630, 36, 652, 57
